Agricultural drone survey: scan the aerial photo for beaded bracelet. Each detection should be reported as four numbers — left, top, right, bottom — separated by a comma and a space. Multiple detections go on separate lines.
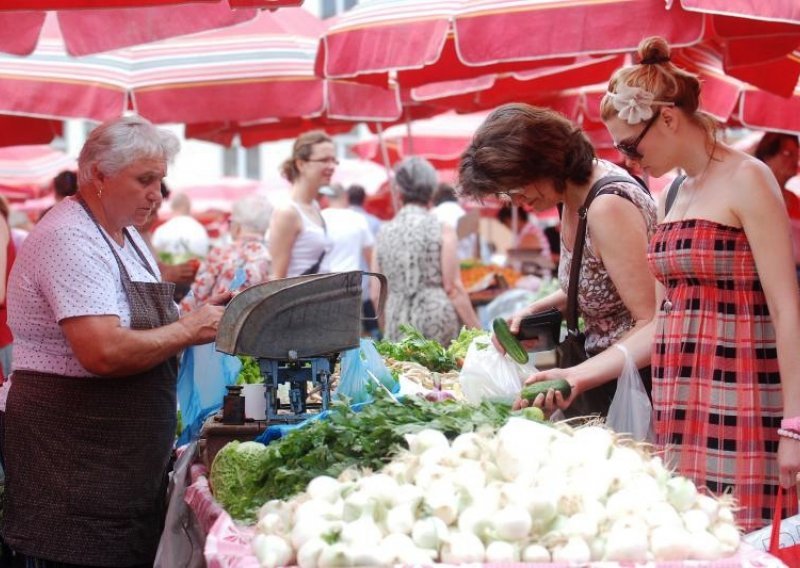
781, 417, 800, 433
777, 428, 800, 441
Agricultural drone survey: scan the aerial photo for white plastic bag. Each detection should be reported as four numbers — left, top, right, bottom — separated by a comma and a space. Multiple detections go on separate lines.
459, 336, 538, 404
606, 344, 654, 442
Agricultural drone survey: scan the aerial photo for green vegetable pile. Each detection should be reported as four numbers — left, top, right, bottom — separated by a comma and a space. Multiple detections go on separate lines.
375, 325, 488, 372
210, 441, 271, 520
236, 355, 263, 385
210, 388, 522, 521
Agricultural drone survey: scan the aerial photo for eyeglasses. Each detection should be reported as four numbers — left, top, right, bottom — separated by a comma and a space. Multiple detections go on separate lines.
495, 188, 526, 201
615, 111, 660, 160
305, 157, 340, 166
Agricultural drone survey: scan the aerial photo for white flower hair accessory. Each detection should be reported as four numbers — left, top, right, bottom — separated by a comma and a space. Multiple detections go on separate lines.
607, 84, 674, 125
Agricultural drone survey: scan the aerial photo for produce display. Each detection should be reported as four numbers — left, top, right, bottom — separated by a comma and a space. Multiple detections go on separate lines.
375, 325, 487, 372
249, 419, 742, 567
209, 389, 518, 521
384, 359, 462, 400
460, 262, 522, 291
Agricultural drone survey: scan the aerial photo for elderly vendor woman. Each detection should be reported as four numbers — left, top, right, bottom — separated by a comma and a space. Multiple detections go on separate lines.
2, 116, 229, 567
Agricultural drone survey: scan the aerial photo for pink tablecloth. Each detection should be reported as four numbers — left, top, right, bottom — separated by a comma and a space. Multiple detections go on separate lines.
185, 467, 787, 568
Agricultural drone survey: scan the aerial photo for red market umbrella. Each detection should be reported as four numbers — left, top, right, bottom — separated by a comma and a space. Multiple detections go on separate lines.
0, 116, 63, 147
0, 144, 75, 201
0, 3, 258, 57
316, 0, 705, 89
0, 8, 397, 126
314, 0, 576, 89
669, 0, 800, 97
351, 106, 624, 171
671, 46, 800, 135
184, 80, 404, 147
407, 54, 627, 116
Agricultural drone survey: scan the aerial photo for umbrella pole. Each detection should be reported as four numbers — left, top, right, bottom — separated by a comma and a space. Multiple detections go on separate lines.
404, 107, 414, 156
376, 122, 400, 214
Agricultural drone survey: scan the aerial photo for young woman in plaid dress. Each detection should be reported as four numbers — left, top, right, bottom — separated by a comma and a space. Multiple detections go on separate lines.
518, 36, 800, 531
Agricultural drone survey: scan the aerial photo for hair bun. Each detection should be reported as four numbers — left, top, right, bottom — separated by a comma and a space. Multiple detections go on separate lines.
640, 54, 670, 65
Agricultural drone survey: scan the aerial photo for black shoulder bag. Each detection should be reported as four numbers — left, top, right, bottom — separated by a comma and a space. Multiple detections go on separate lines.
557, 175, 647, 417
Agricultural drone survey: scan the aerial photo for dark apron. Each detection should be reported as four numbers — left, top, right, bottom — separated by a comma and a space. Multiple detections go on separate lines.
2, 210, 178, 567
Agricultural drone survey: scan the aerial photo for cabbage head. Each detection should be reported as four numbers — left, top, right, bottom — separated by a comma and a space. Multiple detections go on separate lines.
210, 440, 269, 521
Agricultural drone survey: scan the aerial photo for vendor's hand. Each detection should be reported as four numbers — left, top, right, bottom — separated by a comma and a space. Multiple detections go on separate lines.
180, 302, 226, 344
512, 369, 579, 416
777, 437, 800, 488
207, 290, 234, 306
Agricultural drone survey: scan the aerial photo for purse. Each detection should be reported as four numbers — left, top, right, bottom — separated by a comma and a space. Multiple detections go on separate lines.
517, 307, 562, 351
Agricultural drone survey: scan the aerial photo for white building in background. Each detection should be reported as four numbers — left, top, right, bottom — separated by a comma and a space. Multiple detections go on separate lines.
62, 0, 362, 194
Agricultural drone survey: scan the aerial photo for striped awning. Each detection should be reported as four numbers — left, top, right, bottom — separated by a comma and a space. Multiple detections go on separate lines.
0, 2, 258, 57
0, 8, 401, 125
316, 0, 705, 89
0, 145, 75, 202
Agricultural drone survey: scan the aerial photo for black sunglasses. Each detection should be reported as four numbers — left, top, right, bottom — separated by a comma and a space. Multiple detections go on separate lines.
615, 111, 660, 160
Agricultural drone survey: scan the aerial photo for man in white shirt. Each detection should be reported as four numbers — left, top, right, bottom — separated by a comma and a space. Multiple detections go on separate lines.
152, 192, 210, 259
320, 184, 374, 273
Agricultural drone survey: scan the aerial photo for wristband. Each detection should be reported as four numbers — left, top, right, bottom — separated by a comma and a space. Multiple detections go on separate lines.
780, 417, 800, 433
777, 428, 800, 441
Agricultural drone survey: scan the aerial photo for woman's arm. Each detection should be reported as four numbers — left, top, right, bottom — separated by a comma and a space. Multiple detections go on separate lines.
441, 224, 481, 329
268, 206, 300, 279
588, 192, 656, 336
516, 189, 665, 412
735, 161, 800, 486
60, 298, 228, 377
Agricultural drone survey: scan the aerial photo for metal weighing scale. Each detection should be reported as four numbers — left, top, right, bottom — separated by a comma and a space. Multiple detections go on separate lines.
216, 270, 387, 424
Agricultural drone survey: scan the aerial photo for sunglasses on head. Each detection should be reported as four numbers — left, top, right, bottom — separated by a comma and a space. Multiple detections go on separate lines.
615, 111, 661, 160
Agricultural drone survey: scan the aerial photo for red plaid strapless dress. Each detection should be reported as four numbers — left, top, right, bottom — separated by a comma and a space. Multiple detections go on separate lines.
648, 218, 790, 532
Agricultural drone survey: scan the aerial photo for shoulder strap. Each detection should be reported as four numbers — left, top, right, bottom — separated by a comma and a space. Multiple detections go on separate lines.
565, 175, 634, 332
664, 175, 687, 216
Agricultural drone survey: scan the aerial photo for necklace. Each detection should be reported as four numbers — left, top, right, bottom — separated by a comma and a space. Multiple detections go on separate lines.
662, 147, 717, 314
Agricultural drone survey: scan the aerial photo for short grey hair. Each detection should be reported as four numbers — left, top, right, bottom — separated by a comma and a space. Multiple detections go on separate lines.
77, 115, 180, 187
231, 195, 273, 235
394, 156, 437, 205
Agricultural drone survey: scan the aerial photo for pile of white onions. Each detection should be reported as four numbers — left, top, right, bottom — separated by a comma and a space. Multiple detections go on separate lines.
250, 418, 741, 567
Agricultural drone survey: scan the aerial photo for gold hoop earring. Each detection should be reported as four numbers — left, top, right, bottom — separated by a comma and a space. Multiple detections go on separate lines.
97, 185, 103, 199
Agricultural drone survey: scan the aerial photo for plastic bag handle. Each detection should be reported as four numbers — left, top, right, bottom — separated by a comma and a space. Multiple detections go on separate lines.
362, 272, 387, 322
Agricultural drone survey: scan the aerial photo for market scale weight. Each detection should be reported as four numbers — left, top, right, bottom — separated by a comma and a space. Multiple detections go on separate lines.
216, 271, 386, 424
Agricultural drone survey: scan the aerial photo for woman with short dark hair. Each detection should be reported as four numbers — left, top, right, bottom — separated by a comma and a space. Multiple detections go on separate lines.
460, 103, 657, 417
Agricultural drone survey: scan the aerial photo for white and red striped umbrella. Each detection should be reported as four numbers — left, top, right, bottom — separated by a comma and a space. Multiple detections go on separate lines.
0, 8, 400, 125
0, 2, 259, 57
316, 0, 705, 89
0, 144, 75, 201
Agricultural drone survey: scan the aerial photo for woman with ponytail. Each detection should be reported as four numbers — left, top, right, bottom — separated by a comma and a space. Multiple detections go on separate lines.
459, 103, 657, 417
373, 156, 480, 345
520, 36, 800, 530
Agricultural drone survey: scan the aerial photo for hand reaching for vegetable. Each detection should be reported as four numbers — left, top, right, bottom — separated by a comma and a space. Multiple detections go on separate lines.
513, 369, 579, 415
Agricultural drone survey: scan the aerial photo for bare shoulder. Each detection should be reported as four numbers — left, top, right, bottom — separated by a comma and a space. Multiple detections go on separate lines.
727, 152, 782, 201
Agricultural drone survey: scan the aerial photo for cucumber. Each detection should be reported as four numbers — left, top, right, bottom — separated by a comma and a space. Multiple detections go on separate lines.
492, 317, 529, 364
520, 379, 572, 401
